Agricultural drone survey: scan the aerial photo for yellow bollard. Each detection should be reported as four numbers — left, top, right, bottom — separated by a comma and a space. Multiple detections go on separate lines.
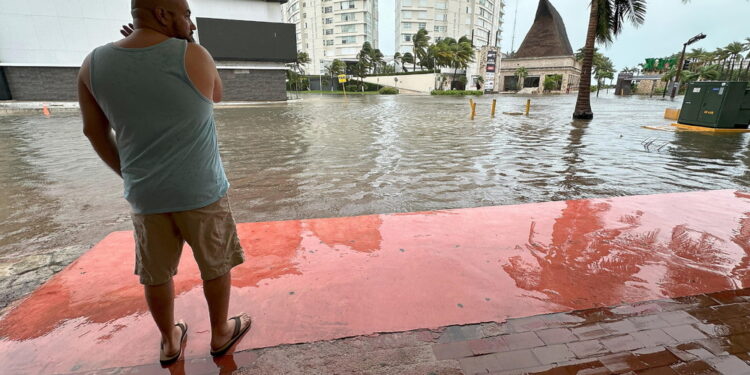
491, 99, 497, 117
525, 99, 531, 116
469, 99, 475, 119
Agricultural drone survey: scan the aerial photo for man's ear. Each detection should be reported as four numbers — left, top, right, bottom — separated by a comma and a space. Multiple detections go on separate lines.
153, 7, 170, 26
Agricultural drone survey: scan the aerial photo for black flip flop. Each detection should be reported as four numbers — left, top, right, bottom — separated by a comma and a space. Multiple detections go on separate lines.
210, 315, 252, 357
160, 322, 188, 365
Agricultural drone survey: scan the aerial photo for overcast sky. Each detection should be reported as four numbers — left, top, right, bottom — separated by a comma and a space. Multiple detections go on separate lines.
378, 0, 750, 71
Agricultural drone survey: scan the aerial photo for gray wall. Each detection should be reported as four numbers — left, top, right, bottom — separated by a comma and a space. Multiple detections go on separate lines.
218, 69, 287, 101
4, 67, 79, 101
1, 66, 287, 102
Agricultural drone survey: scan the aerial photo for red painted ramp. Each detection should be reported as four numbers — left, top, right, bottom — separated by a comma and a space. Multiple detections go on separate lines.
2, 190, 750, 373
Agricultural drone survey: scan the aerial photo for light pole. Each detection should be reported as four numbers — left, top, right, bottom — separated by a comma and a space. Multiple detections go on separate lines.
670, 33, 706, 99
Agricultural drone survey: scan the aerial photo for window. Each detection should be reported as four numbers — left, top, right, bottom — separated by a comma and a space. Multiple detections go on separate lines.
324, 17, 333, 24
325, 39, 334, 46
419, 0, 428, 6
323, 6, 332, 13
302, 13, 306, 18
340, 24, 356, 33
341, 36, 357, 44
436, 2, 447, 9
418, 11, 428, 19
402, 22, 412, 29
341, 12, 356, 21
403, 0, 412, 5
325, 28, 334, 35
402, 10, 412, 18
403, 34, 412, 42
339, 1, 355, 10
434, 25, 447, 32
304, 22, 307, 29
434, 13, 447, 21
418, 22, 426, 30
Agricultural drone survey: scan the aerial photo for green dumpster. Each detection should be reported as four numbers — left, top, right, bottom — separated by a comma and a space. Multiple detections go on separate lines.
678, 81, 750, 129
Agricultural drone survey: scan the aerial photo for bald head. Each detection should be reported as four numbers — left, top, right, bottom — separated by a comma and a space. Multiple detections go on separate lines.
129, 0, 195, 41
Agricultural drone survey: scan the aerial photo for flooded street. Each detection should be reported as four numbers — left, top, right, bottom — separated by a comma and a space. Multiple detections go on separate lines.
1, 92, 749, 307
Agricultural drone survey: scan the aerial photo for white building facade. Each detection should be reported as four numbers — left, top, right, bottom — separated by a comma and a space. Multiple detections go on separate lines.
0, 0, 293, 101
395, 0, 504, 56
281, 0, 379, 74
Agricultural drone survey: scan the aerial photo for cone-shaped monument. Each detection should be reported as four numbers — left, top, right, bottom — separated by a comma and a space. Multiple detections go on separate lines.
515, 0, 574, 58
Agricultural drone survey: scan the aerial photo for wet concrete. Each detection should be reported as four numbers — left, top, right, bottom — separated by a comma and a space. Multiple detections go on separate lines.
1, 190, 750, 373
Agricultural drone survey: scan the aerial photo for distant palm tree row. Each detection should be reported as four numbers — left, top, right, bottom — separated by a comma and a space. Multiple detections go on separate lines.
674, 38, 750, 82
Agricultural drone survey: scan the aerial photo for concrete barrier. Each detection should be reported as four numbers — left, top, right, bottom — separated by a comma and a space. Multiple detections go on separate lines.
361, 73, 438, 94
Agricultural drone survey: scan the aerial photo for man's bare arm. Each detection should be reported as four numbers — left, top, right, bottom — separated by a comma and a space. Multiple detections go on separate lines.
185, 43, 223, 103
78, 55, 122, 177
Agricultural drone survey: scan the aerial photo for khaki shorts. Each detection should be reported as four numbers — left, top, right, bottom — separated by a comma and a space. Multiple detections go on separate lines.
131, 196, 245, 285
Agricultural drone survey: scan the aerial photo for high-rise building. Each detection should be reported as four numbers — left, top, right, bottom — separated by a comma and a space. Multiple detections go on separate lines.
395, 0, 504, 58
282, 0, 379, 74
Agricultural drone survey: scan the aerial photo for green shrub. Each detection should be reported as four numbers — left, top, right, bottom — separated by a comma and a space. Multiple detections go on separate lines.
378, 87, 399, 95
431, 90, 483, 96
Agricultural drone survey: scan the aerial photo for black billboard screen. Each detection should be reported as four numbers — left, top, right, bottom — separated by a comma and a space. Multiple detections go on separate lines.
196, 18, 296, 62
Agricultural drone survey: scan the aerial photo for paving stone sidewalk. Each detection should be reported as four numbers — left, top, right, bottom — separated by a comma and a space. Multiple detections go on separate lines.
94, 288, 750, 374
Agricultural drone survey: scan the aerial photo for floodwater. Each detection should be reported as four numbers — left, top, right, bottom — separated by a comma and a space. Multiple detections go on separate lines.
0, 93, 748, 303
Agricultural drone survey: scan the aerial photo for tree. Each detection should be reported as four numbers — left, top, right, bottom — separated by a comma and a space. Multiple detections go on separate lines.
401, 52, 414, 72
684, 64, 720, 82
515, 67, 528, 90
412, 29, 431, 70
573, 0, 647, 119
724, 42, 744, 81
369, 49, 385, 74
324, 59, 346, 91
357, 42, 374, 74
743, 38, 750, 80
352, 61, 368, 91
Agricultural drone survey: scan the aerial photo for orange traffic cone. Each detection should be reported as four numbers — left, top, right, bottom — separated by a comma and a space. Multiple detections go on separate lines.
42, 104, 50, 117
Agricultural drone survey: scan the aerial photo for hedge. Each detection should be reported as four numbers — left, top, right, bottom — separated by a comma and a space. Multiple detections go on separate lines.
378, 87, 399, 95
431, 90, 483, 96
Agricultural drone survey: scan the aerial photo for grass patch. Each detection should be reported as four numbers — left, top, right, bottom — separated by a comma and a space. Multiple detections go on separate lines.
431, 90, 483, 96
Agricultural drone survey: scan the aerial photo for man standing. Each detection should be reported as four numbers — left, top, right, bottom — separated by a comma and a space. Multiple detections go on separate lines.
77, 0, 251, 364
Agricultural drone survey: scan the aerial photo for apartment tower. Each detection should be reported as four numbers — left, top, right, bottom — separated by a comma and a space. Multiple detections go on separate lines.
282, 0, 379, 74
395, 0, 504, 58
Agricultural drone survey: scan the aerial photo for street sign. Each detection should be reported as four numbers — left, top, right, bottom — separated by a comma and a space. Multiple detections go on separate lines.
338, 74, 347, 83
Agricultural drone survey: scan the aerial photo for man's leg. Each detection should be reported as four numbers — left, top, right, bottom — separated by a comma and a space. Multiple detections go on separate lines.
145, 279, 183, 356
204, 270, 249, 349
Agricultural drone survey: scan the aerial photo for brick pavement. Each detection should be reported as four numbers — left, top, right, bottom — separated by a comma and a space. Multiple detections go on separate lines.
94, 288, 750, 374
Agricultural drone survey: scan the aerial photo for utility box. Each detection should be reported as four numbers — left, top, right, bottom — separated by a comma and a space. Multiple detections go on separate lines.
678, 81, 750, 129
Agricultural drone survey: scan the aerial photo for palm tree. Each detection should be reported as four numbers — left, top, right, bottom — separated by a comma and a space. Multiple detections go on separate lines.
401, 52, 414, 72
743, 38, 750, 80
515, 67, 528, 90
724, 42, 744, 81
369, 49, 385, 74
714, 48, 730, 79
295, 51, 311, 75
573, 0, 647, 119
684, 64, 720, 82
412, 29, 430, 70
593, 56, 615, 97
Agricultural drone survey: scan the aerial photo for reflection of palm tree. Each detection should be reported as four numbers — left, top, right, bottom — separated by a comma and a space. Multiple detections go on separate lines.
730, 192, 750, 287
502, 199, 654, 309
